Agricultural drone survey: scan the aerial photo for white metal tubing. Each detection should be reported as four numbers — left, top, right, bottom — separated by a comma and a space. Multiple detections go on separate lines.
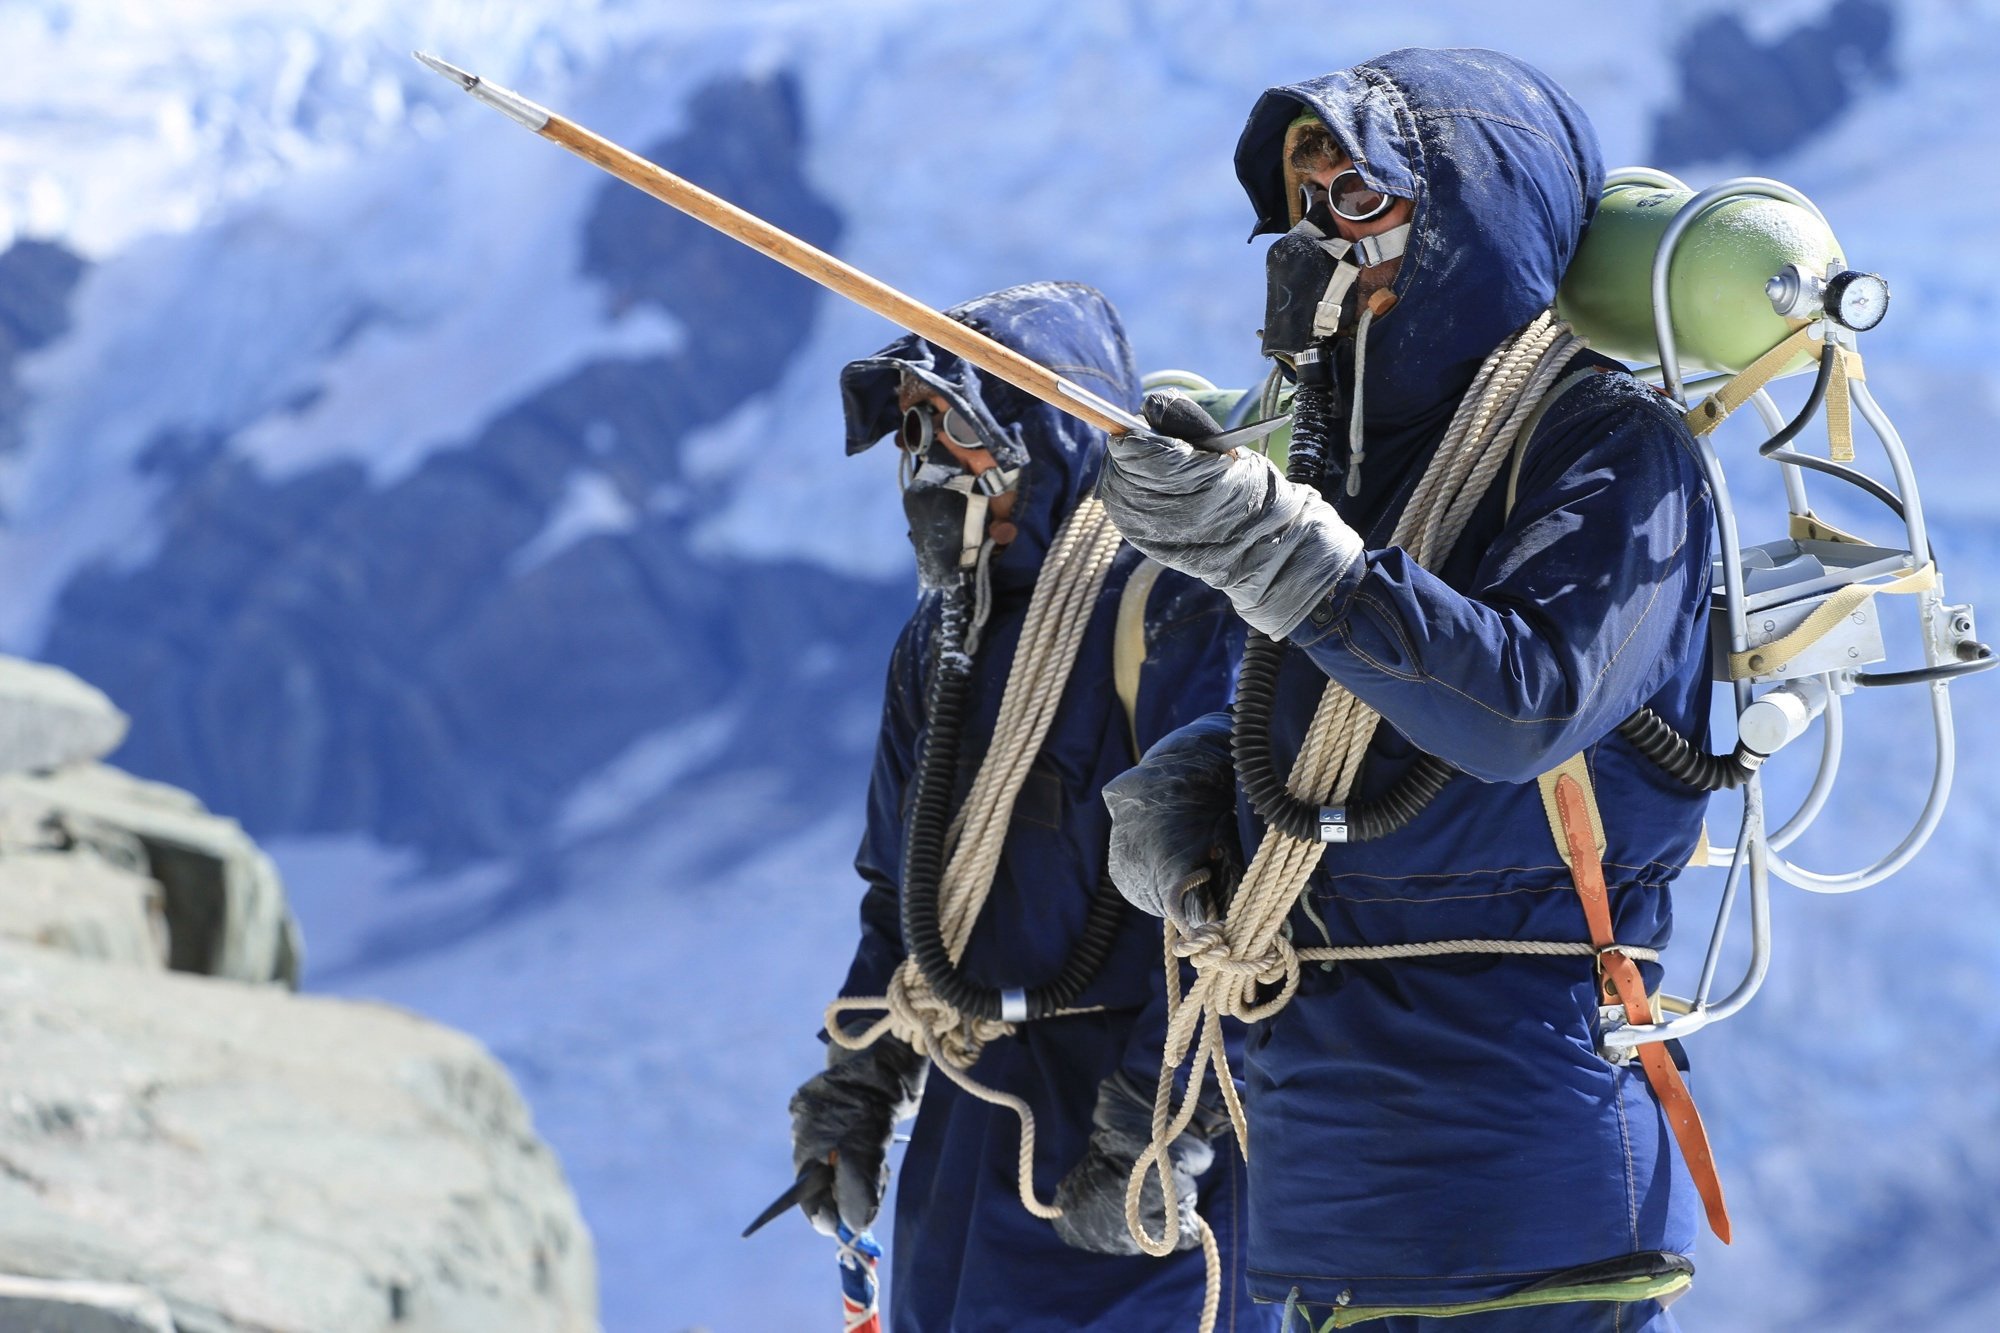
1750, 381, 1956, 892
1766, 683, 1957, 893
1697, 437, 1753, 660
1650, 178, 1831, 406
1609, 779, 1775, 1051
1851, 381, 1931, 586
1693, 799, 1753, 1005
1633, 366, 1730, 392
1770, 682, 1844, 850
1703, 679, 1845, 864
1607, 167, 1691, 192
1140, 369, 1219, 394
1662, 434, 1762, 1034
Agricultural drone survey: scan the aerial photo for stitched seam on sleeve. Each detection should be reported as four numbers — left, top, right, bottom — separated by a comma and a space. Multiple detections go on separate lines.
1410, 484, 1697, 726
1340, 590, 1425, 681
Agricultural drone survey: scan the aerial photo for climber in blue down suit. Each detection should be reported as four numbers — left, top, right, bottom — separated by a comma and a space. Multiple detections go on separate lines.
1099, 49, 1721, 1331
785, 280, 1275, 1331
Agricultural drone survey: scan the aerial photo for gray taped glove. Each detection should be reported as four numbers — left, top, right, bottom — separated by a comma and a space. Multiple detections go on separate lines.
787, 1034, 928, 1236
1100, 390, 1364, 638
1051, 1070, 1218, 1255
1102, 716, 1241, 930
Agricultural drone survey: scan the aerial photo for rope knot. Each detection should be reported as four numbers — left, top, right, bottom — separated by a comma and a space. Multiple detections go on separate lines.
885, 964, 1012, 1069
1173, 921, 1297, 990
1169, 921, 1232, 967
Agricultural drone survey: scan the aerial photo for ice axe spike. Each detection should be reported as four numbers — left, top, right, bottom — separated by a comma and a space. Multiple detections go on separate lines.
741, 1159, 833, 1239
412, 52, 1158, 444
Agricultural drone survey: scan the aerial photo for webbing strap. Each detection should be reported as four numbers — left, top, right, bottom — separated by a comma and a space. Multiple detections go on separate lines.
1686, 821, 1713, 869
1504, 367, 1608, 520
1112, 557, 1164, 761
1726, 560, 1936, 680
1788, 508, 1869, 545
1538, 764, 1733, 1244
1824, 337, 1861, 462
1682, 324, 1865, 461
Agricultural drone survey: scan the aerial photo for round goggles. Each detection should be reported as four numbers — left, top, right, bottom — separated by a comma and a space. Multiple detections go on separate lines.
898, 401, 986, 456
1300, 169, 1394, 224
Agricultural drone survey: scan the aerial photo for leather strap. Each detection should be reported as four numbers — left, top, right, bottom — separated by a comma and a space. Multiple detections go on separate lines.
1550, 771, 1733, 1244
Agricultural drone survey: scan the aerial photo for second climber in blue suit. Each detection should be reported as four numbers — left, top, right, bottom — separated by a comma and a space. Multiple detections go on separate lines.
785, 281, 1276, 1331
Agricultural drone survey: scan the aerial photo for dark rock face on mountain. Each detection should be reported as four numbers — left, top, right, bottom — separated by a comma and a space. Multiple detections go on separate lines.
37, 71, 905, 867
0, 239, 87, 461
1651, 0, 1897, 168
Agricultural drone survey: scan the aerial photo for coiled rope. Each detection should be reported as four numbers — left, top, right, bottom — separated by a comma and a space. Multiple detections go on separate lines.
828, 494, 1125, 1220
1125, 313, 1590, 1332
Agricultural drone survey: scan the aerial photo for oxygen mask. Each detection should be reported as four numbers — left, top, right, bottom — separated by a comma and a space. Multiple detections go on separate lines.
1260, 177, 1409, 367
896, 397, 1021, 591
1261, 229, 1347, 368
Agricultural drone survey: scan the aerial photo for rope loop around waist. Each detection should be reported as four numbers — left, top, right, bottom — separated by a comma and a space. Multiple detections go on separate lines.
1294, 938, 1662, 965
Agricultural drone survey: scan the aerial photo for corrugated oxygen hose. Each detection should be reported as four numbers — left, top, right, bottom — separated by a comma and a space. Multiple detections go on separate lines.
827, 495, 1125, 1223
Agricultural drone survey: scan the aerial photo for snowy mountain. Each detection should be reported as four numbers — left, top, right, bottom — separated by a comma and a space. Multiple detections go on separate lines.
2, 1, 1996, 1329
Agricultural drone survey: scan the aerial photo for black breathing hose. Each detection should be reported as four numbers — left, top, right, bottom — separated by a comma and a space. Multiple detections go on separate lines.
1853, 640, 1998, 688
1616, 707, 1763, 792
1231, 353, 1459, 845
1756, 343, 1837, 458
1226, 345, 1750, 824
897, 585, 1126, 1025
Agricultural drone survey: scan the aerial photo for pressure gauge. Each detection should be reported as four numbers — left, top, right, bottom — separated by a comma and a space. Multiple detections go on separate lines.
1822, 270, 1891, 332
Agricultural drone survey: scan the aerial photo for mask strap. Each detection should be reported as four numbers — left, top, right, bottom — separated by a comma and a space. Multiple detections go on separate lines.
1294, 220, 1411, 341
964, 538, 997, 656
1352, 223, 1409, 267
1312, 261, 1361, 341
942, 465, 1022, 570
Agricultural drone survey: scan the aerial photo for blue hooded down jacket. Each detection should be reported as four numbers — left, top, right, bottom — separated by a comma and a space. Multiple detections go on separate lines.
835, 282, 1272, 1331
1209, 49, 1717, 1319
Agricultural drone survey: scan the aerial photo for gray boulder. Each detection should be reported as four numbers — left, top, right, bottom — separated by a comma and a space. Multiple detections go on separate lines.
0, 942, 598, 1333
0, 850, 165, 968
0, 765, 298, 986
0, 659, 128, 778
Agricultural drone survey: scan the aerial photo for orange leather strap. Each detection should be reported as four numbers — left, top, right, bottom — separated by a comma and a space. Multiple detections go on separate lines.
1554, 773, 1733, 1244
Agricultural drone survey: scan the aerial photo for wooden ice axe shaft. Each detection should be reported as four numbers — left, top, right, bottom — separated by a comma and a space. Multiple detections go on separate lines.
413, 52, 1146, 438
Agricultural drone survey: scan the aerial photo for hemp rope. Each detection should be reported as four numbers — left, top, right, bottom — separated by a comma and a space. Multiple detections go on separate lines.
1126, 313, 1588, 1333
828, 494, 1125, 1221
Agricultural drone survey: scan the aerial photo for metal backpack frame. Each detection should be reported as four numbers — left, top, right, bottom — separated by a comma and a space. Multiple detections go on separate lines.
1594, 167, 1993, 1057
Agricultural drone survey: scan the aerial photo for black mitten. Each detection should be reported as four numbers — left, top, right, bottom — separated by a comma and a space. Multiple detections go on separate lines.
787, 1035, 927, 1235
1050, 1070, 1219, 1255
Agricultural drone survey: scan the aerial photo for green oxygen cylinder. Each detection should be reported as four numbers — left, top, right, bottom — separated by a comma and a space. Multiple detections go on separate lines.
1557, 179, 1845, 375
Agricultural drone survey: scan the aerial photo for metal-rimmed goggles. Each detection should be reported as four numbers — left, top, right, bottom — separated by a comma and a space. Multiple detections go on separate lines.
1300, 169, 1394, 225
898, 401, 985, 457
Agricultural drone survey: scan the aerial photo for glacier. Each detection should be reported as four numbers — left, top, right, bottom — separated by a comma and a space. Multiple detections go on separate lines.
1, 0, 1996, 1329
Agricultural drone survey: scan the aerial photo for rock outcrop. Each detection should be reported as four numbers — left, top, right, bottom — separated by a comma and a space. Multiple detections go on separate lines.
0, 941, 597, 1333
0, 655, 129, 777
0, 763, 298, 986
0, 655, 602, 1331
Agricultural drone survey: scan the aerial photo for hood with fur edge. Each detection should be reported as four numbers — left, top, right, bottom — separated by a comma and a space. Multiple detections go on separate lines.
1234, 47, 1604, 524
839, 280, 1141, 591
